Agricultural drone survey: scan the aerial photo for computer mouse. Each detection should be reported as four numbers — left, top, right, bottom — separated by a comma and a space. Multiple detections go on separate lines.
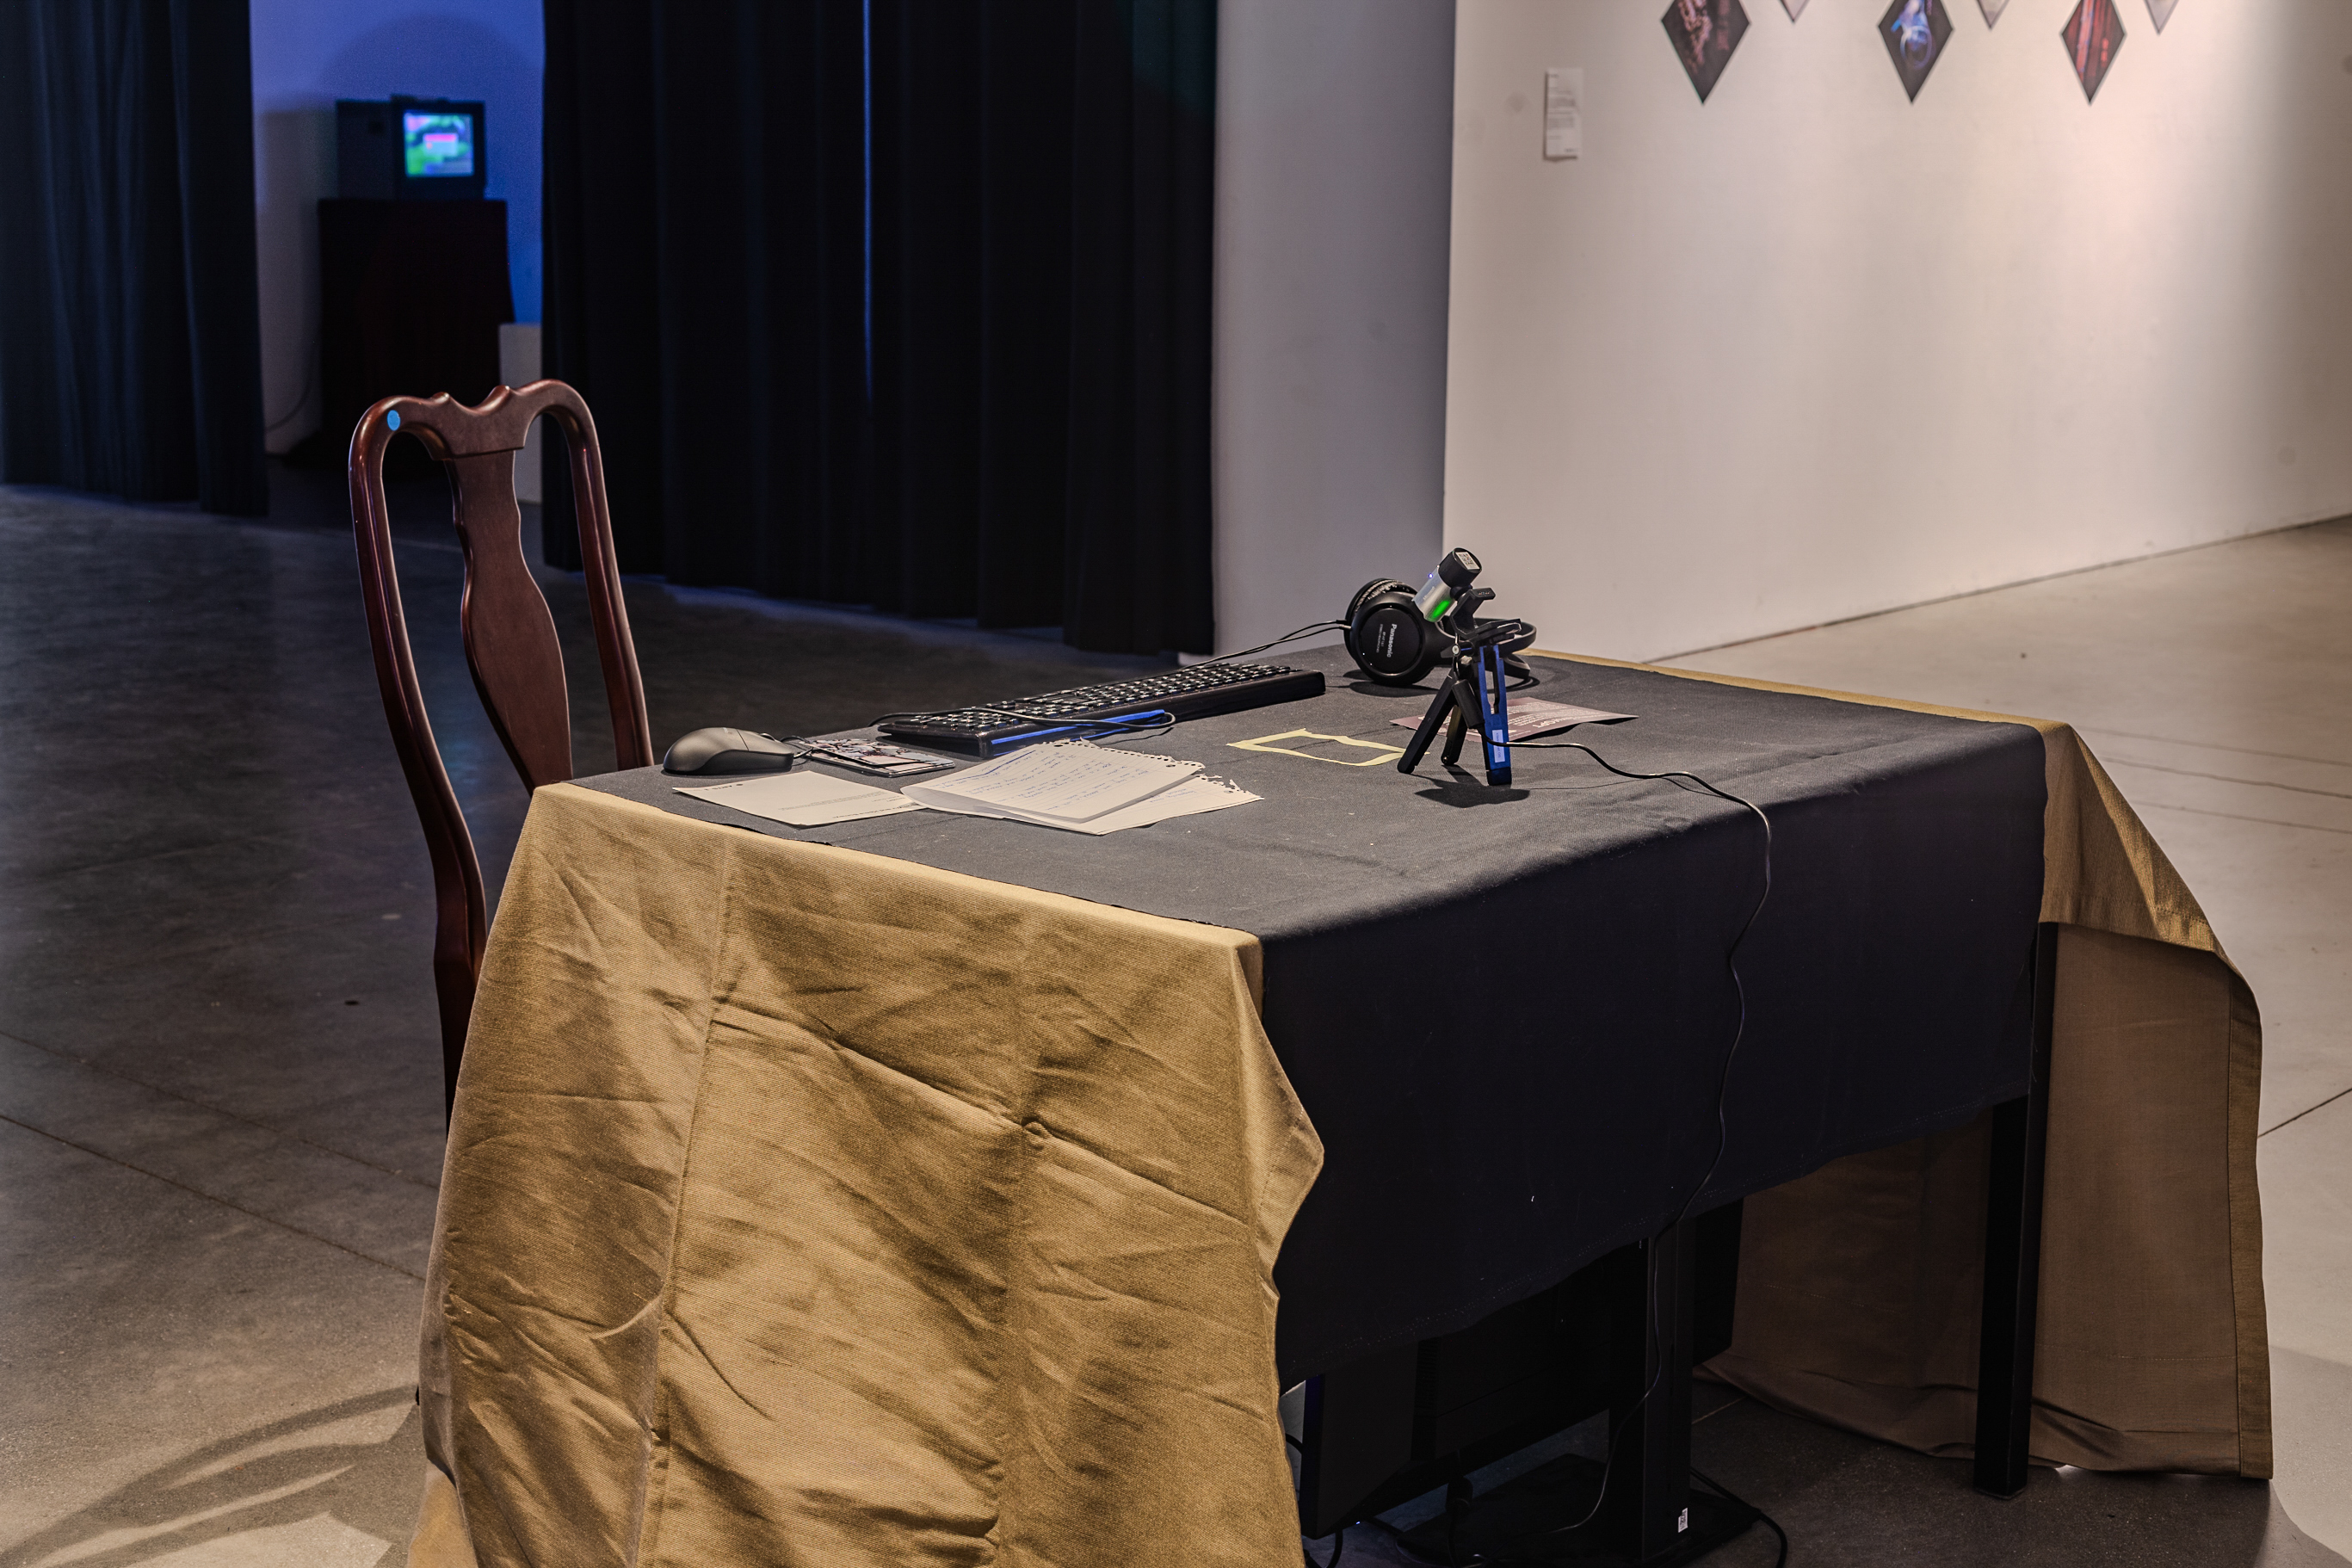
661, 727, 799, 775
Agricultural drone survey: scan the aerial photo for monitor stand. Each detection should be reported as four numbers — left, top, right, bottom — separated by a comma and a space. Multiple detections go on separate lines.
1392, 1452, 1761, 1566
1297, 1203, 1751, 1563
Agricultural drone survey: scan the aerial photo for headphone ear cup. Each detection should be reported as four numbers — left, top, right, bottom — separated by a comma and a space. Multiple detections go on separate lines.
1343, 579, 1412, 634
1342, 579, 1407, 666
1346, 580, 1442, 686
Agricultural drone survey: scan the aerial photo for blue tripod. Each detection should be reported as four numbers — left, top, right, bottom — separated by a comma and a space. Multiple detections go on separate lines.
1397, 605, 1522, 788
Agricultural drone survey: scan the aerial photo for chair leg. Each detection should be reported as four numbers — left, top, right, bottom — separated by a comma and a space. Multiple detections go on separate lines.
431, 945, 475, 1123
1974, 922, 2058, 1498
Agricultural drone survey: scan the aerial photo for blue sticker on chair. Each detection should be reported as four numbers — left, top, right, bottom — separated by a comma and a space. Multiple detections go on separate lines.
387, 410, 402, 430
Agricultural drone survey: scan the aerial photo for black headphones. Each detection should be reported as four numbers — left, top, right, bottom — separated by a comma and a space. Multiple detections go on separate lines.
1343, 575, 1536, 687
1343, 578, 1444, 685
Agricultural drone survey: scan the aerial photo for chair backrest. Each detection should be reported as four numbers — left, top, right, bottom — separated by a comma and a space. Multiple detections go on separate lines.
349, 380, 654, 1116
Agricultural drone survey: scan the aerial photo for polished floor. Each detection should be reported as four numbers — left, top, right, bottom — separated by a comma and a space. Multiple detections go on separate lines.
0, 475, 2343, 1565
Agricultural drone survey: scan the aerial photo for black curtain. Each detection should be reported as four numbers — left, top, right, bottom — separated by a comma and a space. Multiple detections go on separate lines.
0, 0, 269, 516
543, 0, 1215, 656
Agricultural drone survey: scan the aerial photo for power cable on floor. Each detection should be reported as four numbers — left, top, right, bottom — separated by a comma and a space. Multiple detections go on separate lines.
1688, 1464, 1789, 1568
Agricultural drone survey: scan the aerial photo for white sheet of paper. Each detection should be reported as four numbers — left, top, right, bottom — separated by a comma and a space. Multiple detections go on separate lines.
913, 771, 1257, 835
1064, 775, 1261, 836
676, 770, 922, 827
903, 740, 1199, 825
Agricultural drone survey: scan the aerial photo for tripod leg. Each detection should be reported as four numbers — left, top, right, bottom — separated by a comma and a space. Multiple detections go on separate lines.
1398, 679, 1462, 775
1475, 643, 1512, 788
1441, 704, 1467, 769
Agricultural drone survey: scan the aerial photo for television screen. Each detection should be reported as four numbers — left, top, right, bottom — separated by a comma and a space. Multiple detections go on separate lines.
403, 111, 477, 179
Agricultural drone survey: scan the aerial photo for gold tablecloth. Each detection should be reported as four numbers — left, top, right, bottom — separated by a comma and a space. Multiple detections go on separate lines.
1544, 655, 2270, 1479
411, 665, 2268, 1565
411, 784, 1321, 1566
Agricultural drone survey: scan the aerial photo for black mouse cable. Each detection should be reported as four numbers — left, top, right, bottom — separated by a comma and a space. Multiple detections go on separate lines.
1480, 737, 1774, 1553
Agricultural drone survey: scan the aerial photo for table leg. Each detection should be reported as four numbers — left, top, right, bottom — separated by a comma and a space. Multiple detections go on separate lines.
1973, 921, 2059, 1499
1608, 1218, 1696, 1559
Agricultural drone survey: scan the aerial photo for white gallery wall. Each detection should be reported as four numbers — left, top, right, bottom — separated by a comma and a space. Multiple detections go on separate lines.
1212, 0, 1458, 657
1448, 0, 2352, 662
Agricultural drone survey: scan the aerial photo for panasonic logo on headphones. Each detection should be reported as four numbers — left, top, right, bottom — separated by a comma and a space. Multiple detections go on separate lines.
1377, 623, 1398, 658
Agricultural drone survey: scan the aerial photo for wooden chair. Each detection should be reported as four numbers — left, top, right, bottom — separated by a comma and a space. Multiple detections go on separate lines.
349, 380, 654, 1116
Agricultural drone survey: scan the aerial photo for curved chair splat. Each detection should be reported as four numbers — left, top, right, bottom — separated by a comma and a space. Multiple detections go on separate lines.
349, 380, 654, 1117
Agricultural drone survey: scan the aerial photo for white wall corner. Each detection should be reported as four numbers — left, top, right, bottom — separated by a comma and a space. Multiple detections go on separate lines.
1210, 0, 1458, 660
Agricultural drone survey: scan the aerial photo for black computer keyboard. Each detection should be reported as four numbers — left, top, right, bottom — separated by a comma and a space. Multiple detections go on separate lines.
878, 661, 1325, 757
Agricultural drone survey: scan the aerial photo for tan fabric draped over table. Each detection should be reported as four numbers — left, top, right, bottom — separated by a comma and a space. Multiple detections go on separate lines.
410, 785, 1323, 1567
1540, 655, 2272, 1480
411, 664, 2268, 1566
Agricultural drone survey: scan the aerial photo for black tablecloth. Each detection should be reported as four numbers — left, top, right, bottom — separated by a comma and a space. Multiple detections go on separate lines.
579, 649, 2046, 1380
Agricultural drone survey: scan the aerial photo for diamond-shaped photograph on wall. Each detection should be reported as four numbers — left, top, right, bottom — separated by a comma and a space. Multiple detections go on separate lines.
1978, 0, 2011, 25
2145, 0, 2180, 31
1781, 0, 1810, 19
1880, 0, 1954, 102
1663, 0, 1751, 103
2063, 0, 2126, 102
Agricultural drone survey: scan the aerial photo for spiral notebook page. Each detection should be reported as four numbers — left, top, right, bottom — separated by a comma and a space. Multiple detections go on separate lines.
1059, 774, 1260, 835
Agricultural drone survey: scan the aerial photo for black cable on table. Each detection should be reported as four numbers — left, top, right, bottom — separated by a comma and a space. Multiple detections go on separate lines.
1478, 736, 1776, 1548
1206, 619, 1349, 664
1516, 736, 1775, 1212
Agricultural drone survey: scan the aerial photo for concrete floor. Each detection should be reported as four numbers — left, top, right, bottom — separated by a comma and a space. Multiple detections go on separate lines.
0, 478, 2343, 1565
0, 472, 1157, 1568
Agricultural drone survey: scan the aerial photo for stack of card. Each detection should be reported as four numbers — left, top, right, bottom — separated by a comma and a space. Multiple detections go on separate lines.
802, 739, 954, 778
